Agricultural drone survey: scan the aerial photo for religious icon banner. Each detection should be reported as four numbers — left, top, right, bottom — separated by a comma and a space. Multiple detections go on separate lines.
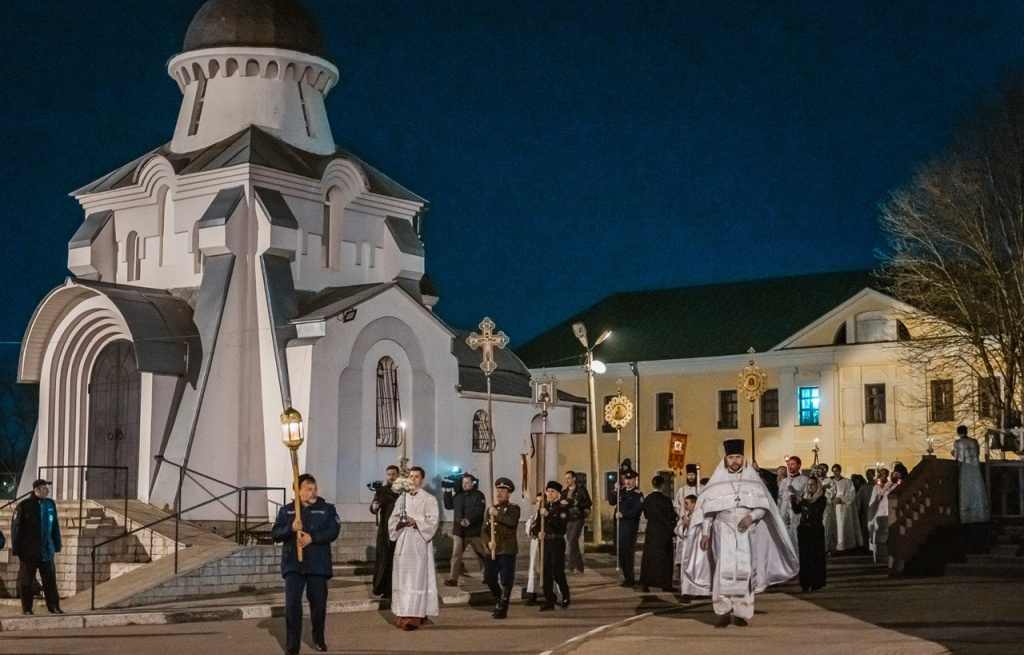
668, 432, 688, 472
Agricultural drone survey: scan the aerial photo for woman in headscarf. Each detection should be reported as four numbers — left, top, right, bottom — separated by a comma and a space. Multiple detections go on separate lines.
794, 476, 827, 592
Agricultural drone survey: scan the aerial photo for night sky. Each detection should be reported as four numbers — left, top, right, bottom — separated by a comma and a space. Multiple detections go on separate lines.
2, 1, 1023, 360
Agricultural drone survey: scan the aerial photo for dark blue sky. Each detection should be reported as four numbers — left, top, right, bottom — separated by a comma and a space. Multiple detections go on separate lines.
2, 1, 1023, 354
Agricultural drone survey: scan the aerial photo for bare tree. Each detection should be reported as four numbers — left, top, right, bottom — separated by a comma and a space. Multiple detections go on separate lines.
879, 76, 1024, 447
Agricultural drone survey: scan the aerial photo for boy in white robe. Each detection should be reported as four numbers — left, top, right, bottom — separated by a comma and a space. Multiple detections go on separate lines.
389, 466, 440, 630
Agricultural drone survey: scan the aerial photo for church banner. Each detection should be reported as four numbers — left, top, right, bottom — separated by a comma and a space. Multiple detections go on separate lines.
668, 432, 688, 472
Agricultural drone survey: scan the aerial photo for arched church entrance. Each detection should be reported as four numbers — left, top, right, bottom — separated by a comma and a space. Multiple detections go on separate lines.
87, 340, 141, 498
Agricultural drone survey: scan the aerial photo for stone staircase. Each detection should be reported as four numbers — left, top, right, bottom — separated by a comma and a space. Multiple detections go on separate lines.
947, 521, 1024, 578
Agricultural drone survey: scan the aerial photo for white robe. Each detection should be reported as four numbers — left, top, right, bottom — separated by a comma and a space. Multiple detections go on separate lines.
681, 460, 798, 618
673, 483, 703, 514
868, 481, 894, 562
821, 476, 837, 548
954, 437, 990, 524
777, 473, 807, 555
830, 477, 862, 551
389, 490, 440, 618
525, 513, 539, 594
673, 508, 693, 566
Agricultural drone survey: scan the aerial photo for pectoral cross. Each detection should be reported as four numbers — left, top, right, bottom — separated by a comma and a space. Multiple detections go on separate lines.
467, 317, 509, 376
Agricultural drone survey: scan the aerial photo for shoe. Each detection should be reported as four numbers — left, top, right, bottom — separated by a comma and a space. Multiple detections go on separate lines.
443, 579, 458, 587
48, 608, 64, 615
315, 642, 328, 652
560, 598, 570, 608
715, 613, 731, 627
22, 610, 33, 616
619, 581, 633, 588
732, 616, 748, 627
524, 593, 537, 606
539, 604, 556, 612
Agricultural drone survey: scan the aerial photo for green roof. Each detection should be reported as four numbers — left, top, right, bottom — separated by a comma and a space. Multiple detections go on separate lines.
516, 270, 880, 368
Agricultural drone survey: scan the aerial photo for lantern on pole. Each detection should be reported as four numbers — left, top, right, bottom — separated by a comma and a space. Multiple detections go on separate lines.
281, 407, 305, 562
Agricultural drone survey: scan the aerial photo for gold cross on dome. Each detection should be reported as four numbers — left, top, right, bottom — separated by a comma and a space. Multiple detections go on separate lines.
467, 317, 509, 377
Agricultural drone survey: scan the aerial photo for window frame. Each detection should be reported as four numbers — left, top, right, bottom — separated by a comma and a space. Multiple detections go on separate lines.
656, 392, 675, 432
760, 388, 779, 428
718, 390, 738, 430
864, 383, 886, 424
798, 386, 820, 426
375, 356, 402, 447
472, 409, 491, 453
571, 405, 588, 434
930, 379, 954, 422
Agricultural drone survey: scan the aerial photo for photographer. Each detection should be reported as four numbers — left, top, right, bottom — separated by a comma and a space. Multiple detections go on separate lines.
443, 473, 488, 587
560, 470, 592, 574
370, 465, 401, 598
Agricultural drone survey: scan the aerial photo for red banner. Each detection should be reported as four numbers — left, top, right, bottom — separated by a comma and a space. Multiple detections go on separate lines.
668, 433, 688, 472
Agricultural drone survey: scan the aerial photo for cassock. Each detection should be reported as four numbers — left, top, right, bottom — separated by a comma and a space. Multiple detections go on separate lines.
795, 491, 827, 591
821, 476, 837, 550
371, 485, 400, 597
389, 490, 440, 621
777, 473, 807, 556
829, 477, 862, 552
954, 436, 990, 524
854, 481, 874, 549
639, 491, 677, 590
682, 459, 798, 620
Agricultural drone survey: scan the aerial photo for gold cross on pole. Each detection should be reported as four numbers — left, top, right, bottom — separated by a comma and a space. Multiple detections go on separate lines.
467, 317, 509, 377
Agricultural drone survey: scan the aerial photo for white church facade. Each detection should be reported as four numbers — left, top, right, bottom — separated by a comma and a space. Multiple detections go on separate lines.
17, 0, 576, 521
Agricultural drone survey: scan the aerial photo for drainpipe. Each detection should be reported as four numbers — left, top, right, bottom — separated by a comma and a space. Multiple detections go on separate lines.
631, 362, 640, 477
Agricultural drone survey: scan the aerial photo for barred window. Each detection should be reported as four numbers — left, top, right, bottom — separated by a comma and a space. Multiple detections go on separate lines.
375, 357, 401, 447
571, 406, 588, 434
930, 379, 954, 422
865, 384, 886, 424
718, 390, 738, 429
656, 392, 674, 431
472, 409, 492, 453
760, 388, 779, 427
798, 387, 820, 426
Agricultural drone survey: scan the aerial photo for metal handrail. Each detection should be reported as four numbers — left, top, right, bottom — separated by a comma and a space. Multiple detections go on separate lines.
38, 465, 129, 537
154, 455, 241, 491
0, 490, 33, 512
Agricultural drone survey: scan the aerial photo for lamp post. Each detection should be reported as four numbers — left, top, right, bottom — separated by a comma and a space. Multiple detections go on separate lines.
572, 322, 611, 545
280, 407, 305, 562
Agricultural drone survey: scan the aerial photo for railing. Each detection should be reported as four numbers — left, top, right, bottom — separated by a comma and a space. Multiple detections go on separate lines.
982, 430, 1024, 518
888, 456, 959, 575
0, 489, 32, 512
38, 465, 129, 537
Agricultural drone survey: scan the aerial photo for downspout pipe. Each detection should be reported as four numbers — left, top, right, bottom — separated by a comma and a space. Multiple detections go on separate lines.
631, 361, 640, 478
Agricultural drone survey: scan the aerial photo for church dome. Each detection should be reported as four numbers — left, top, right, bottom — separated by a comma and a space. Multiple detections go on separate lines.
182, 0, 329, 60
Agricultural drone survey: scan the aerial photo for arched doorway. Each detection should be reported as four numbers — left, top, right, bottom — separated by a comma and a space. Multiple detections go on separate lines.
87, 340, 141, 498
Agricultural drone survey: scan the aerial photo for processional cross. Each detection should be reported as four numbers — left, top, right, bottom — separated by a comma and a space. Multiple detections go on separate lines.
467, 317, 509, 559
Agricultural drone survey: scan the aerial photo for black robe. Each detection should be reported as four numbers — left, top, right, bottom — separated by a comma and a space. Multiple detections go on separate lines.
371, 486, 399, 597
639, 491, 677, 590
796, 494, 827, 591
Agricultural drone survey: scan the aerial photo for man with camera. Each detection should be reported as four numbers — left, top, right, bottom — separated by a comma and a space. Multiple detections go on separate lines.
560, 470, 591, 574
443, 473, 488, 587
370, 465, 401, 598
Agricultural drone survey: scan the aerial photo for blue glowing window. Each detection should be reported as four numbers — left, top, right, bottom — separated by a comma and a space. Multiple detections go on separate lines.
798, 387, 820, 426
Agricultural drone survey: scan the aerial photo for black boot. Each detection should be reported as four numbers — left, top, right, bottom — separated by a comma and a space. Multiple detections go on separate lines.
524, 592, 537, 606
493, 587, 512, 619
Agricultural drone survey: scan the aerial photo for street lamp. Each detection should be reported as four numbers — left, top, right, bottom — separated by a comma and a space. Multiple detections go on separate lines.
280, 406, 305, 562
573, 322, 611, 544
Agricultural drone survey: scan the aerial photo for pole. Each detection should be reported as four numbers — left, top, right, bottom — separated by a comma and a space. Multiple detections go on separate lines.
539, 400, 548, 580
488, 375, 496, 560
750, 399, 756, 464
631, 363, 640, 479
615, 428, 622, 572
587, 350, 603, 545
290, 448, 304, 562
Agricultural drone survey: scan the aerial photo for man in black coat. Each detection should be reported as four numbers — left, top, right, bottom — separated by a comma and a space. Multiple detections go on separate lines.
370, 465, 400, 598
444, 473, 487, 587
560, 470, 592, 573
11, 478, 62, 615
272, 474, 341, 655
639, 475, 677, 592
533, 481, 571, 611
609, 469, 644, 587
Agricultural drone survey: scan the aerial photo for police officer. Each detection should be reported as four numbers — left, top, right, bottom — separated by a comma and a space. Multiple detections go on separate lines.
11, 478, 62, 615
271, 474, 341, 655
533, 480, 570, 611
483, 477, 520, 619
609, 468, 644, 587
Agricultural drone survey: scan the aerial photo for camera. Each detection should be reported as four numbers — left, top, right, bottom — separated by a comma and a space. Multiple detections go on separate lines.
366, 480, 385, 492
441, 467, 473, 491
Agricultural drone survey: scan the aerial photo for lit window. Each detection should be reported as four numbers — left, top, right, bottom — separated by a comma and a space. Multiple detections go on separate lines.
930, 379, 954, 422
375, 357, 401, 447
865, 384, 886, 424
798, 387, 820, 426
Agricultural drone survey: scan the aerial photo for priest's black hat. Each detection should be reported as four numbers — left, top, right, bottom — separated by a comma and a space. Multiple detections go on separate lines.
495, 477, 515, 492
723, 439, 745, 457
545, 480, 563, 492
685, 464, 698, 474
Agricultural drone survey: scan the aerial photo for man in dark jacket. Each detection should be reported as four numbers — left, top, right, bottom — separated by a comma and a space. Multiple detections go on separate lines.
639, 475, 677, 592
444, 473, 487, 587
560, 470, 592, 573
370, 465, 400, 598
11, 478, 62, 615
533, 481, 570, 611
272, 474, 341, 655
609, 469, 644, 587
483, 477, 521, 619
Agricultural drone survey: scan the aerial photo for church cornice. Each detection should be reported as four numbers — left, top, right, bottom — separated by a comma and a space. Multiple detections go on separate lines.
167, 47, 338, 96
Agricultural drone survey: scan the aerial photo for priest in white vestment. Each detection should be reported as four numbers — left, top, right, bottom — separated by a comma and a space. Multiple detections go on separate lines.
673, 464, 703, 514
388, 466, 439, 630
953, 425, 990, 524
829, 464, 862, 552
682, 439, 798, 626
777, 456, 807, 556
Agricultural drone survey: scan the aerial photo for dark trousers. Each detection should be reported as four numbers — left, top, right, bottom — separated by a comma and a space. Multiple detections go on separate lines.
284, 573, 328, 652
483, 554, 517, 598
18, 559, 60, 612
615, 521, 639, 584
565, 519, 585, 572
542, 536, 569, 605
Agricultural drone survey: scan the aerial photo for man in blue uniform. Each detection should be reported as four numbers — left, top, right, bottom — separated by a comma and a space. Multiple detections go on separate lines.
609, 468, 644, 587
272, 474, 341, 655
11, 478, 62, 615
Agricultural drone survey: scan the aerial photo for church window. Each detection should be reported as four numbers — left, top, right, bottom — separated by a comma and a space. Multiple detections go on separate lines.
760, 388, 779, 427
188, 75, 207, 137
375, 357, 401, 447
865, 384, 886, 424
158, 186, 173, 266
798, 387, 819, 426
321, 200, 331, 267
930, 379, 954, 422
472, 410, 492, 453
571, 406, 588, 434
656, 392, 674, 431
979, 376, 1000, 420
718, 390, 738, 429
191, 222, 204, 274
126, 231, 141, 282
602, 395, 615, 433
298, 82, 313, 138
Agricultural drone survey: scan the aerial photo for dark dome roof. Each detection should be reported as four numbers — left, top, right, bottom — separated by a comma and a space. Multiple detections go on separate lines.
183, 0, 328, 59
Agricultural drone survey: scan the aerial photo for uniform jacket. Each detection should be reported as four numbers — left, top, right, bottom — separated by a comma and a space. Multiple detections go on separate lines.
561, 484, 592, 521
485, 501, 521, 555
610, 487, 644, 523
531, 502, 568, 539
451, 488, 487, 538
11, 495, 61, 562
272, 497, 341, 577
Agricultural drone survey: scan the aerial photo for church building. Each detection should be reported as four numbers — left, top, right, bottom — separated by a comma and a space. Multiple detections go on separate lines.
17, 0, 574, 521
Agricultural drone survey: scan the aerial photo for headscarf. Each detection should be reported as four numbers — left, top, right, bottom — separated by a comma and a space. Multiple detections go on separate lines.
803, 476, 824, 503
